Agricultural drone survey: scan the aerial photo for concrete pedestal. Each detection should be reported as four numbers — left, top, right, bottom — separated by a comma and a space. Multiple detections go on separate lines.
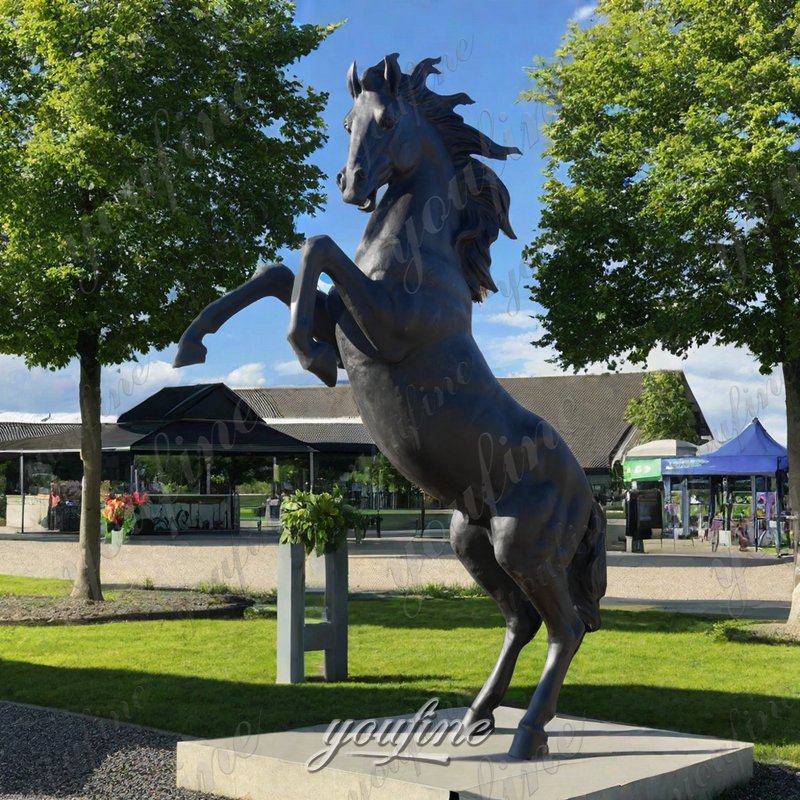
176, 705, 752, 800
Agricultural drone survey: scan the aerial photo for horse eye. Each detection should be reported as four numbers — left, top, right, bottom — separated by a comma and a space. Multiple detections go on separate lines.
379, 115, 396, 130
343, 118, 352, 133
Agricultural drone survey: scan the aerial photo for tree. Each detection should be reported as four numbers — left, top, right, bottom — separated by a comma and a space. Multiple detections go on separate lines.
0, 462, 6, 524
0, 0, 332, 599
624, 371, 700, 443
522, 0, 800, 630
350, 453, 420, 507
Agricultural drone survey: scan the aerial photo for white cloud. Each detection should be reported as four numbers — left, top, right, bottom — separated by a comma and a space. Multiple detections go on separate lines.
0, 355, 77, 414
101, 358, 189, 418
0, 354, 193, 419
573, 4, 597, 22
479, 311, 540, 330
273, 359, 307, 377
271, 359, 349, 386
224, 362, 267, 388
0, 410, 117, 423
477, 333, 574, 377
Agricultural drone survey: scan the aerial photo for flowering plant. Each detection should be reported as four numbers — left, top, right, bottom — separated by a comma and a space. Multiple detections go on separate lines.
102, 491, 149, 541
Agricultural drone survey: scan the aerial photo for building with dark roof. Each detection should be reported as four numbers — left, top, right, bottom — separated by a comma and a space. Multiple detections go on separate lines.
1, 371, 709, 499
232, 371, 709, 484
236, 386, 361, 420
0, 422, 80, 444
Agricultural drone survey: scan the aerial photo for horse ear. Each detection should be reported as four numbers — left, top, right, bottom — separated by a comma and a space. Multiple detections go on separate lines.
383, 53, 401, 96
347, 62, 361, 98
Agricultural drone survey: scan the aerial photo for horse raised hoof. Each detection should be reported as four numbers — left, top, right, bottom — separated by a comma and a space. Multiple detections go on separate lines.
508, 723, 549, 760
461, 706, 495, 736
173, 335, 208, 368
309, 343, 338, 387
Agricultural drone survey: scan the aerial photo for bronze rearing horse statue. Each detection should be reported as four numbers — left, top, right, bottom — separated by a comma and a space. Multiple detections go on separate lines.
175, 54, 607, 760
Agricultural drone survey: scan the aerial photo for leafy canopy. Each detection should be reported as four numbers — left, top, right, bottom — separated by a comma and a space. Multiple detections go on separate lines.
624, 370, 700, 443
523, 0, 800, 373
0, 0, 333, 368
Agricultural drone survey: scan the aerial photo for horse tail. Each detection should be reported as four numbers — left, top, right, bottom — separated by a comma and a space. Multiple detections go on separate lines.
569, 501, 608, 633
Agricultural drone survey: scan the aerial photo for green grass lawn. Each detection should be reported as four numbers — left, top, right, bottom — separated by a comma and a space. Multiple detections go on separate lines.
0, 574, 77, 597
0, 573, 123, 599
0, 575, 798, 768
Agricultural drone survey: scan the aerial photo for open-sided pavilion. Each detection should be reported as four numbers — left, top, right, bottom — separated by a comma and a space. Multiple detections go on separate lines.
661, 418, 788, 552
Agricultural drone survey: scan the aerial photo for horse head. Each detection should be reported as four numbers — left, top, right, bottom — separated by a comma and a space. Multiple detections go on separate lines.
337, 53, 425, 212
338, 53, 521, 301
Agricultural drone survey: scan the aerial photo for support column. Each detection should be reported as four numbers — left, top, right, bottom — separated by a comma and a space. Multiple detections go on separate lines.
723, 477, 731, 530
277, 541, 349, 684
324, 544, 348, 681
680, 478, 690, 548
277, 542, 305, 684
19, 453, 25, 535
775, 473, 783, 557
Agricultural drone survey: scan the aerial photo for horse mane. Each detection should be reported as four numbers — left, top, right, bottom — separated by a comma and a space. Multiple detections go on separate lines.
360, 55, 520, 302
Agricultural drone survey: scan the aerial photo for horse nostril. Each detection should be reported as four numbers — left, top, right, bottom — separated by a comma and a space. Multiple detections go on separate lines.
336, 171, 346, 190
353, 167, 366, 186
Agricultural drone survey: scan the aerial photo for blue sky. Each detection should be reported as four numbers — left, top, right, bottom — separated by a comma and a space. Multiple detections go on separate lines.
0, 0, 787, 444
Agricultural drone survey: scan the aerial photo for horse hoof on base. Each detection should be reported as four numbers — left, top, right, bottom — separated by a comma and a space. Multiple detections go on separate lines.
173, 337, 208, 368
461, 707, 495, 736
508, 724, 549, 760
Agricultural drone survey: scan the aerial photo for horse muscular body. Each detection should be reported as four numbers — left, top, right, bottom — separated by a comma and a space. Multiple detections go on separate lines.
175, 54, 606, 760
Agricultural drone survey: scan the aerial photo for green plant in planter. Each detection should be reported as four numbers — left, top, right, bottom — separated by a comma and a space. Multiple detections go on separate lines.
279, 489, 366, 556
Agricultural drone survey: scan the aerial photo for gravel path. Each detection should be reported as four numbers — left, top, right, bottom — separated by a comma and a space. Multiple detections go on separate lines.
0, 702, 225, 800
0, 532, 796, 608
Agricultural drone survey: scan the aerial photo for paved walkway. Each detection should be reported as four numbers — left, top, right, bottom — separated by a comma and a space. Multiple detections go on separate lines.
0, 529, 795, 620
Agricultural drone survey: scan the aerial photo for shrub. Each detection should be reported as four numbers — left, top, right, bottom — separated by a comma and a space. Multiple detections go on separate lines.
280, 488, 366, 556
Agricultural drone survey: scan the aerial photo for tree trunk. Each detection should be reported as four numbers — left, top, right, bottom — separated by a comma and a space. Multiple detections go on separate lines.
70, 332, 104, 601
783, 360, 800, 634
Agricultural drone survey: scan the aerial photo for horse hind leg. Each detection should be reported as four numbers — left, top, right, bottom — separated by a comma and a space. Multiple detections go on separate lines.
449, 511, 542, 733
491, 515, 586, 760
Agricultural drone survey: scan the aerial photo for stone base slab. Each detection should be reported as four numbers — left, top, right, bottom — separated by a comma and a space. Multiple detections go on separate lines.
177, 705, 752, 800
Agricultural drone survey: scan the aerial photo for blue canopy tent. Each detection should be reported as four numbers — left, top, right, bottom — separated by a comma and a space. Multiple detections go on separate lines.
662, 418, 788, 477
660, 419, 788, 552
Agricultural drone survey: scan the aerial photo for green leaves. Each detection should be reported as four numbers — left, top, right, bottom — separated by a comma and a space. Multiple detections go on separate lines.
0, 0, 333, 368
624, 370, 701, 443
524, 0, 800, 372
279, 488, 366, 557
349, 452, 418, 495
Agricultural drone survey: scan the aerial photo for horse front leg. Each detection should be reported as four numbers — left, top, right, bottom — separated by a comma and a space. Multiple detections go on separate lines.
288, 235, 408, 386
175, 264, 294, 367
174, 263, 337, 368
